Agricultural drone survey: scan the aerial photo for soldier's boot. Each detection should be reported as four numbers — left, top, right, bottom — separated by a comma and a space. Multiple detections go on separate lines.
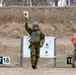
32, 64, 36, 69
31, 61, 36, 69
72, 59, 75, 68
31, 59, 36, 69
72, 64, 75, 68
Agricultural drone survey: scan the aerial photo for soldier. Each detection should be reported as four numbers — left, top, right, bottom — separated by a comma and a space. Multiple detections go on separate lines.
71, 33, 76, 68
25, 17, 45, 69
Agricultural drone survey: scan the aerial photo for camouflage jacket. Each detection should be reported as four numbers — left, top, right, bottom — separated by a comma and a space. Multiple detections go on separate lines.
25, 23, 45, 46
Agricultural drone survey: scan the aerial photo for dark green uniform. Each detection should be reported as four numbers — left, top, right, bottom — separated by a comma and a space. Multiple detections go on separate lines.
25, 23, 45, 66
72, 46, 76, 68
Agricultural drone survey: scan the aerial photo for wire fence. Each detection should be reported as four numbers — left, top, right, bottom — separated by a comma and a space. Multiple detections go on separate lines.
1, 0, 76, 7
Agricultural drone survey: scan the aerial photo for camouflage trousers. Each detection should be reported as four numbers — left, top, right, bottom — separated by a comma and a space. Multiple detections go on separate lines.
72, 45, 76, 67
30, 45, 40, 65
74, 45, 76, 50
73, 45, 76, 59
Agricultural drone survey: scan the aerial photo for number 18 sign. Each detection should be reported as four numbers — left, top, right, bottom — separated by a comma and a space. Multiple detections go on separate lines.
0, 56, 10, 64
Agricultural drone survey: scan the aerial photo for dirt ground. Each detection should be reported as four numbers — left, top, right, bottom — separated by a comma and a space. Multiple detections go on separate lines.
0, 68, 76, 75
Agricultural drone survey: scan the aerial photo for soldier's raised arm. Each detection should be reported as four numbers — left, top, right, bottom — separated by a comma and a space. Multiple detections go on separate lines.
25, 17, 32, 35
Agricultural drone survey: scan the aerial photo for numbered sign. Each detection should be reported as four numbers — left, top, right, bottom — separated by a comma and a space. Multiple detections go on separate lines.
0, 56, 10, 64
67, 57, 73, 64
3, 57, 10, 64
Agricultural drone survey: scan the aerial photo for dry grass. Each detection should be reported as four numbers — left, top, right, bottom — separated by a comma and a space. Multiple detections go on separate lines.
0, 6, 76, 24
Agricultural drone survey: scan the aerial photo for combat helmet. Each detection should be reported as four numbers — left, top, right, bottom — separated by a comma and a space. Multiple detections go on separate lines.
33, 22, 39, 27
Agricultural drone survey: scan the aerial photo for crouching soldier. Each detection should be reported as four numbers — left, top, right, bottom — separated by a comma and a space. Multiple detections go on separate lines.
71, 33, 76, 68
25, 17, 45, 69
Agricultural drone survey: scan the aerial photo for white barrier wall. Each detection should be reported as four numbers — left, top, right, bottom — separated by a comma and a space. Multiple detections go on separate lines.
23, 36, 56, 58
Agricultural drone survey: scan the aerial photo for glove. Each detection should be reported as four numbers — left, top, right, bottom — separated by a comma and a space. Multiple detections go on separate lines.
25, 17, 28, 23
40, 41, 43, 47
40, 44, 43, 47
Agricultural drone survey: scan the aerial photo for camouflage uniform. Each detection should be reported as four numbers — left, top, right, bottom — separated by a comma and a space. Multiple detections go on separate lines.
25, 23, 45, 67
71, 33, 76, 67
72, 45, 76, 67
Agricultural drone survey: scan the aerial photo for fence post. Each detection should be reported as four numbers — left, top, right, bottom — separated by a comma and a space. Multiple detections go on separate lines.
54, 38, 56, 67
20, 37, 23, 66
